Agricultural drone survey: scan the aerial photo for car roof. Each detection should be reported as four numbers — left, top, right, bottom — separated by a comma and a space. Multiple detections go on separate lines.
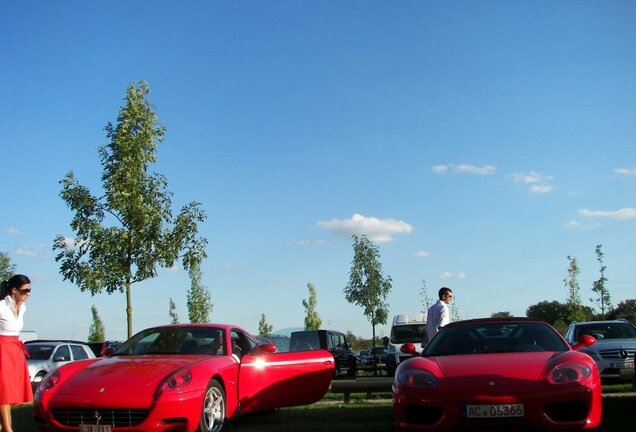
24, 340, 91, 346
444, 318, 547, 328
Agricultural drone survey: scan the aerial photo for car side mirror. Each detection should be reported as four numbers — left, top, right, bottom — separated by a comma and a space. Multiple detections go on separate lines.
572, 334, 596, 351
400, 342, 418, 356
53, 356, 68, 362
254, 343, 277, 354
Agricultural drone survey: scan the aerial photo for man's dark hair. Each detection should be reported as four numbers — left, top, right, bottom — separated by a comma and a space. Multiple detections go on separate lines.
438, 287, 452, 299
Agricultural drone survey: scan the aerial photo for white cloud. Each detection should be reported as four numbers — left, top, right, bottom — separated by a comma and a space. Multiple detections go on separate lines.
433, 164, 496, 175
510, 171, 555, 194
579, 208, 636, 221
564, 220, 599, 231
15, 248, 37, 257
439, 271, 466, 280
293, 240, 329, 248
6, 228, 20, 236
317, 213, 414, 243
219, 263, 239, 271
529, 184, 554, 194
614, 167, 636, 176
413, 250, 431, 258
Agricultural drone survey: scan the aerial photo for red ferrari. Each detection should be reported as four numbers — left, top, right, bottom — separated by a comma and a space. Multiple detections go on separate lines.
393, 318, 601, 431
32, 324, 334, 432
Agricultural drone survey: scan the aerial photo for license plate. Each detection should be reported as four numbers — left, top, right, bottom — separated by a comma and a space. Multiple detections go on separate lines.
611, 361, 634, 369
79, 425, 112, 432
465, 404, 525, 418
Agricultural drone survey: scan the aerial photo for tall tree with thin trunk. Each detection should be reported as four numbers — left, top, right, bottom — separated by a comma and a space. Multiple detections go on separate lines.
420, 279, 432, 314
169, 298, 179, 324
590, 244, 611, 319
344, 234, 392, 374
88, 305, 106, 342
258, 313, 273, 337
564, 255, 586, 322
302, 282, 322, 330
187, 263, 212, 323
53, 82, 207, 338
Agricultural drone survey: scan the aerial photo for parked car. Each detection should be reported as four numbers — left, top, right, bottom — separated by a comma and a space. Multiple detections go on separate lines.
564, 319, 636, 380
393, 318, 601, 431
362, 346, 389, 366
386, 313, 427, 375
86, 340, 124, 357
290, 329, 357, 377
25, 340, 96, 388
32, 324, 334, 432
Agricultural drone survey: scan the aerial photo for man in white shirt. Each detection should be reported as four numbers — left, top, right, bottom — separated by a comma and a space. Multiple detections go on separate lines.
426, 287, 453, 342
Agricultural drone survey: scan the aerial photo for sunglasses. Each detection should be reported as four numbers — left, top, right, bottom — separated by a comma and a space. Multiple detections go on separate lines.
17, 288, 31, 294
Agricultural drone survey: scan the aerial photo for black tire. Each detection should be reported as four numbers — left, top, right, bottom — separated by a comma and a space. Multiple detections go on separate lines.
199, 379, 226, 432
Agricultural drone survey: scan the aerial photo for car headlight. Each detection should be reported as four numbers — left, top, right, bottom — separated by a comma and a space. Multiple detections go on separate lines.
36, 369, 60, 395
548, 363, 592, 384
160, 368, 192, 392
580, 349, 601, 361
396, 369, 438, 388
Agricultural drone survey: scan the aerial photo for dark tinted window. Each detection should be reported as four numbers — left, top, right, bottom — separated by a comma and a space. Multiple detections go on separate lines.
424, 322, 568, 356
54, 345, 71, 361
575, 322, 636, 340
70, 345, 89, 360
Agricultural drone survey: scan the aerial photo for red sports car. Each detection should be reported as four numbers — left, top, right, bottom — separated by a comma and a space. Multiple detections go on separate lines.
33, 324, 335, 432
393, 318, 601, 431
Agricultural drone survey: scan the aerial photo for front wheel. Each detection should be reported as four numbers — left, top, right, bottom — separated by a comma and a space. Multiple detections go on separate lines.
199, 379, 226, 432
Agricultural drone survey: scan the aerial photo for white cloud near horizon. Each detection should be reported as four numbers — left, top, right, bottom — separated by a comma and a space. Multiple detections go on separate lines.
6, 228, 20, 236
317, 213, 414, 243
433, 164, 496, 175
565, 220, 600, 231
579, 207, 636, 221
413, 250, 431, 258
291, 240, 330, 248
614, 167, 636, 176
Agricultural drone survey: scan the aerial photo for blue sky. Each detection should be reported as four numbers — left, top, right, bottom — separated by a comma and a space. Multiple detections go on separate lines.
1, 1, 635, 341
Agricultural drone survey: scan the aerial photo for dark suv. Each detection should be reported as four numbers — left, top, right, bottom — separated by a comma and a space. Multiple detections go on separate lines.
289, 329, 356, 377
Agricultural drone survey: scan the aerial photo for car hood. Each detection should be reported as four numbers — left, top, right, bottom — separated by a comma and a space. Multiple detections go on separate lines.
432, 352, 556, 391
58, 355, 210, 396
587, 338, 636, 349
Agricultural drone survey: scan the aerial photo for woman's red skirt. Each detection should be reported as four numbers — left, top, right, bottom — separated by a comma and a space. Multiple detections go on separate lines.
0, 335, 33, 404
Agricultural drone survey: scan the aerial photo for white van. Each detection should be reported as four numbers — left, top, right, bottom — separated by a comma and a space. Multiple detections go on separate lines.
385, 313, 426, 375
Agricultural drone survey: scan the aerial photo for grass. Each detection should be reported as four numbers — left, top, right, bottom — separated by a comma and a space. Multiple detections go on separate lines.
14, 385, 635, 431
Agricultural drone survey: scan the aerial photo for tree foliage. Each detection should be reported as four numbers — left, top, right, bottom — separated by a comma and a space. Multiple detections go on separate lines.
564, 255, 586, 322
491, 311, 513, 319
526, 300, 569, 325
344, 234, 392, 368
187, 263, 212, 323
88, 305, 106, 342
419, 279, 432, 314
0, 252, 16, 283
590, 244, 612, 319
169, 298, 179, 324
258, 313, 273, 337
302, 282, 322, 330
609, 299, 636, 323
53, 82, 207, 338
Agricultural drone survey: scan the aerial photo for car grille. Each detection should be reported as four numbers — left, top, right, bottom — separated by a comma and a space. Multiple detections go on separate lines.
544, 400, 589, 422
599, 348, 636, 360
404, 404, 444, 425
51, 408, 149, 427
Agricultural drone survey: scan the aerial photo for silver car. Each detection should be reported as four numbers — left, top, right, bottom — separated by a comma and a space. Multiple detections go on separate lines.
25, 340, 96, 386
564, 319, 636, 380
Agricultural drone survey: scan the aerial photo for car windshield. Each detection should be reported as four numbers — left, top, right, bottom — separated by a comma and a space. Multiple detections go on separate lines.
390, 324, 426, 344
575, 322, 636, 340
423, 321, 569, 356
26, 344, 55, 360
112, 326, 226, 356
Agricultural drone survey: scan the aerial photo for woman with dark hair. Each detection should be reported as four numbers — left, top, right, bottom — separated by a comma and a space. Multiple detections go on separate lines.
0, 274, 33, 432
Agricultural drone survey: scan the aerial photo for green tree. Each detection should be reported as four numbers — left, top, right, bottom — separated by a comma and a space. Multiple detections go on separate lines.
564, 255, 586, 322
169, 298, 179, 324
0, 252, 16, 282
526, 300, 569, 325
590, 244, 612, 319
53, 82, 207, 338
187, 263, 212, 323
419, 279, 432, 313
344, 234, 392, 374
491, 311, 513, 319
302, 282, 322, 330
258, 313, 273, 337
88, 305, 106, 342
609, 299, 636, 323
